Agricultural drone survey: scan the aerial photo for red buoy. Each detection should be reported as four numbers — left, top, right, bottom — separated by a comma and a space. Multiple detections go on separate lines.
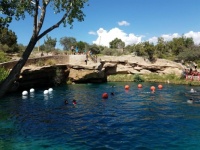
150, 86, 156, 91
158, 84, 163, 89
138, 84, 142, 88
125, 85, 130, 90
102, 93, 108, 99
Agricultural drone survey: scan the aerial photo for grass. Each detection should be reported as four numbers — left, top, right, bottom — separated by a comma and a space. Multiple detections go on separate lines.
107, 73, 200, 86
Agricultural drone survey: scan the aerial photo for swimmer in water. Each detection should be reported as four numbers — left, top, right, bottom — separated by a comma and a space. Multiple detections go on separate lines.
111, 92, 114, 96
65, 100, 68, 104
72, 100, 77, 106
190, 88, 196, 93
187, 98, 194, 104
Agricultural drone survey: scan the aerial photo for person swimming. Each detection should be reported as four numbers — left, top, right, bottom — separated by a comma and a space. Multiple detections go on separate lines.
111, 92, 114, 96
65, 100, 68, 104
73, 100, 77, 106
187, 98, 194, 104
190, 88, 196, 93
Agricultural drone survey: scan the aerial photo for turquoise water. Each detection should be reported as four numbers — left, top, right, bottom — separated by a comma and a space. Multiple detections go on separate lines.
1, 82, 200, 150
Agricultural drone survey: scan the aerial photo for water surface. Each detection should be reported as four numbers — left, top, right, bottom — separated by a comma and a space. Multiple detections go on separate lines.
1, 82, 200, 150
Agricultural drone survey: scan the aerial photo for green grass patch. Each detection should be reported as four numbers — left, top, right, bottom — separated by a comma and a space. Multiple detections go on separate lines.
107, 73, 200, 86
107, 74, 144, 82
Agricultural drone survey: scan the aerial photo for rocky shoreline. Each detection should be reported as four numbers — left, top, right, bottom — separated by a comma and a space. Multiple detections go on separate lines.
9, 55, 184, 91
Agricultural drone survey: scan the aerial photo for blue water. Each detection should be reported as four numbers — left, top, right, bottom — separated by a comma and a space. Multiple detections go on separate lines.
1, 82, 200, 150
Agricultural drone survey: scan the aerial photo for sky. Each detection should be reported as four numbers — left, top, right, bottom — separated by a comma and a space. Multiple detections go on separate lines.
6, 0, 200, 49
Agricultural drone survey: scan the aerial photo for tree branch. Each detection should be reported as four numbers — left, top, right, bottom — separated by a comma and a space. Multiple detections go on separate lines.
37, 12, 68, 40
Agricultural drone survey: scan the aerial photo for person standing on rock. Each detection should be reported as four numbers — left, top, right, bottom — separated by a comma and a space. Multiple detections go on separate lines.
85, 54, 88, 65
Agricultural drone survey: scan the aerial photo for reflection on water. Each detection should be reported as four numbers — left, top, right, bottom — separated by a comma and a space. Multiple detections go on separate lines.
1, 82, 200, 149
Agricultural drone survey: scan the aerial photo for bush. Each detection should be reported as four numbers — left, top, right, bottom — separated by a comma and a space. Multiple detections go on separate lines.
0, 67, 9, 83
133, 74, 144, 82
0, 51, 9, 63
36, 60, 45, 66
45, 59, 56, 66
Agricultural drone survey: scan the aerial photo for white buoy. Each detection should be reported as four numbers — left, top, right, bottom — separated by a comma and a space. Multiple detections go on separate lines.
48, 88, 53, 92
30, 88, 35, 93
22, 91, 28, 96
43, 90, 49, 95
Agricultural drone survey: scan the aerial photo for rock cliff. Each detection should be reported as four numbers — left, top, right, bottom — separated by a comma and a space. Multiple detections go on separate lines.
15, 55, 184, 90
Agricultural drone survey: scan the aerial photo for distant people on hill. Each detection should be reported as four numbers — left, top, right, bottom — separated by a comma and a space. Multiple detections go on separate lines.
85, 54, 88, 65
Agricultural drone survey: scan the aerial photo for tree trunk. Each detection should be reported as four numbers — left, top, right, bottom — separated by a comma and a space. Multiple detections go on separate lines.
0, 38, 37, 98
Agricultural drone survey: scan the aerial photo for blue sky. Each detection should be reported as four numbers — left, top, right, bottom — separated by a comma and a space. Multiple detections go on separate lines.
7, 0, 200, 49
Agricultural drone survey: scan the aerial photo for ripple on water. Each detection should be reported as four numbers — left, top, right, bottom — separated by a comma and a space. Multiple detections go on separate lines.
1, 83, 200, 149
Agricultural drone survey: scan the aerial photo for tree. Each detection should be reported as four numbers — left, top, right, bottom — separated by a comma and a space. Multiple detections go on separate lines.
60, 36, 77, 50
89, 44, 100, 54
44, 35, 57, 54
109, 38, 125, 49
0, 0, 88, 97
0, 27, 17, 47
76, 41, 85, 53
155, 37, 167, 58
0, 27, 21, 53
144, 41, 155, 61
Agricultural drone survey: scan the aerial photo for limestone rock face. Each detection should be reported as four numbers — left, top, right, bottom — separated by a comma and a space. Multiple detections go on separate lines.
14, 55, 184, 90
68, 68, 105, 83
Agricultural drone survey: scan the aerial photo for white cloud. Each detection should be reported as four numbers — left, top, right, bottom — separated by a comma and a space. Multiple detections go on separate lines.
92, 28, 200, 47
161, 33, 180, 41
184, 31, 200, 45
148, 33, 180, 44
88, 31, 96, 35
148, 36, 158, 44
118, 21, 130, 26
93, 28, 142, 47
148, 31, 200, 45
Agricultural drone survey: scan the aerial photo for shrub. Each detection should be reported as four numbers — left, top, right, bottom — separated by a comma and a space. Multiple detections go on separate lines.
0, 51, 9, 63
36, 60, 45, 66
133, 74, 144, 82
45, 59, 56, 66
0, 67, 9, 83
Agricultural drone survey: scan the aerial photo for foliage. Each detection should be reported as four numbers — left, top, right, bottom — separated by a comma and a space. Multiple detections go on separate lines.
89, 44, 101, 54
0, 0, 89, 97
101, 48, 124, 56
44, 35, 57, 54
36, 60, 45, 66
0, 27, 17, 46
133, 74, 144, 82
109, 38, 125, 49
44, 59, 56, 66
0, 51, 9, 63
60, 37, 77, 50
142, 73, 180, 83
76, 41, 85, 53
0, 27, 21, 53
0, 67, 9, 83
177, 46, 200, 61
143, 41, 156, 62
107, 74, 135, 82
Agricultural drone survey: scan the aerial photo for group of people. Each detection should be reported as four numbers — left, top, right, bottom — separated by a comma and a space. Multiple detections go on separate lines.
65, 99, 77, 107
182, 62, 200, 81
184, 68, 200, 76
